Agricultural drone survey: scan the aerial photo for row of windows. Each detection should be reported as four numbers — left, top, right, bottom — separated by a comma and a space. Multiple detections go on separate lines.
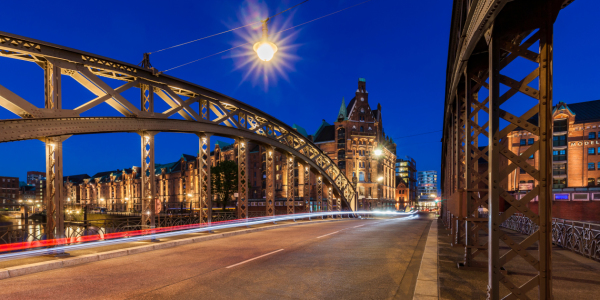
519, 138, 535, 146
587, 163, 600, 170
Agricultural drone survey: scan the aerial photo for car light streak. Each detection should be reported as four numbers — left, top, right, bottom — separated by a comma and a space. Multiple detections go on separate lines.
0, 211, 417, 261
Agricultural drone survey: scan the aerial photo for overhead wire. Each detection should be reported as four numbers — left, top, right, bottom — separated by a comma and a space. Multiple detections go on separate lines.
150, 0, 309, 55
161, 0, 375, 73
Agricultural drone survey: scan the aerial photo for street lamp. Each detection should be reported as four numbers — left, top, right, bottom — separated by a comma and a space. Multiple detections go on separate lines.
253, 20, 278, 61
373, 149, 382, 156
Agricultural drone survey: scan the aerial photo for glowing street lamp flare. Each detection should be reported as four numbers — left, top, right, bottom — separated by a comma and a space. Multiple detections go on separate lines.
254, 20, 278, 62
374, 149, 383, 156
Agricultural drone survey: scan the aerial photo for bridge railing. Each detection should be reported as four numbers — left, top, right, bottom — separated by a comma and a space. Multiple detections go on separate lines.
501, 213, 600, 262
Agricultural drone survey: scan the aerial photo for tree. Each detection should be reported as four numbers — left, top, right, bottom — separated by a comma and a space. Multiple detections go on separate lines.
211, 160, 238, 211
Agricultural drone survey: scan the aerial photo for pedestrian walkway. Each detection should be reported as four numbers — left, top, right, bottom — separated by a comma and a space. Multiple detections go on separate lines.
437, 220, 600, 299
413, 219, 439, 299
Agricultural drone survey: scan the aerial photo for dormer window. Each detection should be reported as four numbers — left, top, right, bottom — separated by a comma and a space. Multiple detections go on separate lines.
361, 97, 364, 101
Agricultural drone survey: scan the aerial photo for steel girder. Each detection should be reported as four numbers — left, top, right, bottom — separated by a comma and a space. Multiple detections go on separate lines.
443, 0, 573, 299
286, 154, 295, 216
237, 138, 249, 220
0, 31, 354, 211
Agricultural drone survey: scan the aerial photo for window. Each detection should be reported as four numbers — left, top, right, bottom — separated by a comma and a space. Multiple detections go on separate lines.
338, 161, 346, 169
520, 168, 526, 174
528, 138, 534, 145
360, 126, 364, 132
529, 154, 534, 159
588, 163, 595, 170
338, 150, 345, 159
589, 178, 596, 186
590, 148, 596, 155
520, 139, 526, 146
359, 172, 365, 182
554, 119, 568, 132
590, 132, 596, 139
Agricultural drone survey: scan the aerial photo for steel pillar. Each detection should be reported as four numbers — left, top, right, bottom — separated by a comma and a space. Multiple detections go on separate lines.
327, 186, 333, 217
139, 131, 157, 228
140, 83, 154, 113
265, 146, 275, 216
317, 175, 323, 217
487, 13, 554, 297
286, 154, 295, 215
197, 133, 212, 225
44, 136, 68, 239
303, 164, 311, 218
44, 60, 61, 110
237, 138, 249, 220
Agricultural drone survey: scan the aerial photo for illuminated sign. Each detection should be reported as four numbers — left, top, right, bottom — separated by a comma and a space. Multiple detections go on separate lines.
554, 194, 569, 201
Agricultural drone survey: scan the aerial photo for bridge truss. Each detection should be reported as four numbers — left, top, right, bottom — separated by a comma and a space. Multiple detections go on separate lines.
442, 0, 574, 299
0, 32, 356, 239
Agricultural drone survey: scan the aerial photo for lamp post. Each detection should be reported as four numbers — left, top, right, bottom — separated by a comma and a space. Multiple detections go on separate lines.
352, 174, 358, 214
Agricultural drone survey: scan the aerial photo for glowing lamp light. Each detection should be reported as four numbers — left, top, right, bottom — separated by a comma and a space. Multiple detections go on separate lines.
253, 19, 277, 62
374, 149, 383, 156
253, 41, 278, 61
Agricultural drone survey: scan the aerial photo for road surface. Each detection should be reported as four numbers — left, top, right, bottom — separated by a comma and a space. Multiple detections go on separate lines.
0, 213, 434, 300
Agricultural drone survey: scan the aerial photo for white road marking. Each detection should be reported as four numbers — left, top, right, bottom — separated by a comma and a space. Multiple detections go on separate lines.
225, 249, 284, 268
316, 231, 341, 239
353, 224, 365, 228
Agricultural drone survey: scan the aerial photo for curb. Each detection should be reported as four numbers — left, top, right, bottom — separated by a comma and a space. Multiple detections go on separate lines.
0, 218, 342, 280
413, 219, 439, 300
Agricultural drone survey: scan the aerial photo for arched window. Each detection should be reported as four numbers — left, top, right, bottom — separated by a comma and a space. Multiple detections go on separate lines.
338, 160, 346, 169
359, 172, 365, 182
360, 126, 364, 132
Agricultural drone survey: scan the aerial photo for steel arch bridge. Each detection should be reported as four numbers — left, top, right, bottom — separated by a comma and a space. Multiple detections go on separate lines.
0, 31, 357, 239
441, 0, 574, 299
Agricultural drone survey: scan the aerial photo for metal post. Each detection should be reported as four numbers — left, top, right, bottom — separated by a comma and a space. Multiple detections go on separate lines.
487, 26, 501, 300
328, 186, 333, 218
265, 146, 275, 216
317, 175, 323, 218
197, 133, 212, 225
44, 136, 68, 240
304, 164, 311, 219
140, 84, 154, 113
140, 131, 157, 229
538, 7, 554, 297
286, 154, 295, 217
237, 138, 249, 220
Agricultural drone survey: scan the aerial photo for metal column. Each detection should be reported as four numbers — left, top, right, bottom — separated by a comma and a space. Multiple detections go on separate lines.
303, 164, 311, 217
140, 131, 157, 228
198, 133, 212, 225
286, 154, 295, 215
237, 138, 249, 219
45, 136, 68, 240
265, 146, 275, 216
317, 175, 323, 216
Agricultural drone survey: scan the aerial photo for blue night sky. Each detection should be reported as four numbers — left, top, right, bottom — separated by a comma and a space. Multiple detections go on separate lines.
0, 0, 598, 183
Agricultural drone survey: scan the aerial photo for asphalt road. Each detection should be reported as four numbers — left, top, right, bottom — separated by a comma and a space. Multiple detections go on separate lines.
0, 213, 434, 300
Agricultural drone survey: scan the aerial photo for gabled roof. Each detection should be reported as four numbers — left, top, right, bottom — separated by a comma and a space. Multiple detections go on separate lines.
214, 140, 232, 150
313, 120, 334, 143
517, 100, 600, 130
313, 122, 335, 143
182, 154, 196, 162
64, 174, 91, 184
292, 124, 308, 138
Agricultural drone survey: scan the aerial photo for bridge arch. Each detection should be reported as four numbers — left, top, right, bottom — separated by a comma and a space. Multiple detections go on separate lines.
0, 31, 356, 238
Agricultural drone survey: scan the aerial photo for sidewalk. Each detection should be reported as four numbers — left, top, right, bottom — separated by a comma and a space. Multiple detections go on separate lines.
413, 219, 439, 299
437, 220, 600, 299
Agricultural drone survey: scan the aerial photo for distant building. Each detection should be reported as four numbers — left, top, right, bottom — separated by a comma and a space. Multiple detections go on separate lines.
395, 177, 409, 210
0, 176, 19, 205
19, 185, 36, 201
395, 156, 417, 205
417, 170, 438, 206
27, 171, 45, 185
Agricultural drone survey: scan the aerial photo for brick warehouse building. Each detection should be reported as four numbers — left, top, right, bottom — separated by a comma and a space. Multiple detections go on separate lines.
311, 78, 397, 210
508, 100, 600, 221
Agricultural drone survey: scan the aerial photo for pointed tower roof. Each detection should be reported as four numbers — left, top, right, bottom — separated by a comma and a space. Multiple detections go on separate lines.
337, 97, 348, 121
